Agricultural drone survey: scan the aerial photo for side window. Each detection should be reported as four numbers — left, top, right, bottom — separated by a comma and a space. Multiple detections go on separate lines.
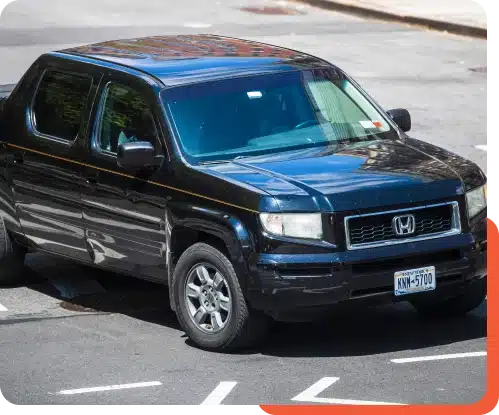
97, 83, 160, 154
32, 70, 92, 141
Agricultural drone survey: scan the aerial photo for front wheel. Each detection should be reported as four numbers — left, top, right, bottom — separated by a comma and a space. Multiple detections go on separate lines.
411, 278, 486, 318
0, 217, 26, 284
173, 242, 269, 351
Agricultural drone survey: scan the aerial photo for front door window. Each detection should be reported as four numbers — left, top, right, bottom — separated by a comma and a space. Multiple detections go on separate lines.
97, 83, 160, 154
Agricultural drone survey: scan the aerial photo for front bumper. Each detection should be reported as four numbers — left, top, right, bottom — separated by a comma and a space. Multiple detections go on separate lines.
247, 229, 486, 320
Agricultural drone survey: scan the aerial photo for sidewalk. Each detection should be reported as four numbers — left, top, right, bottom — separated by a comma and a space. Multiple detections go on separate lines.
293, 0, 486, 37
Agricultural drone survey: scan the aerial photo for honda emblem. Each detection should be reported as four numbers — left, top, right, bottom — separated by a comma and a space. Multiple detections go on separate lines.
392, 214, 416, 236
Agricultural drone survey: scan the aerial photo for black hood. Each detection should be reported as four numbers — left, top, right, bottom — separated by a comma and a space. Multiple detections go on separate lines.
203, 139, 485, 212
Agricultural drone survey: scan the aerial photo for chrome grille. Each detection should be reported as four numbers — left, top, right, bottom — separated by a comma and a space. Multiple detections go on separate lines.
345, 202, 461, 250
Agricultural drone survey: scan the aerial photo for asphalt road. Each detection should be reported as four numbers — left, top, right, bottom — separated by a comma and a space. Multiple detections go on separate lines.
0, 0, 487, 405
0, 253, 487, 405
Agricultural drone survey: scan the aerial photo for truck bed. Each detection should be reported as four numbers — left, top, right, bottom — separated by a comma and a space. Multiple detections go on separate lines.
0, 84, 16, 100
0, 84, 16, 133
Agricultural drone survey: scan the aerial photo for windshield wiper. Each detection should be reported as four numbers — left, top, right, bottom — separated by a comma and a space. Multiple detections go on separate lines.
200, 155, 252, 165
336, 134, 381, 145
198, 160, 228, 165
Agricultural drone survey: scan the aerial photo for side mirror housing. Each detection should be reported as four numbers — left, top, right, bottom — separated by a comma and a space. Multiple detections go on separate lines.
387, 108, 411, 132
117, 141, 160, 171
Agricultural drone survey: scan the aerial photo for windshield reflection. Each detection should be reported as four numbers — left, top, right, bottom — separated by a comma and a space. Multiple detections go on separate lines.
163, 68, 399, 163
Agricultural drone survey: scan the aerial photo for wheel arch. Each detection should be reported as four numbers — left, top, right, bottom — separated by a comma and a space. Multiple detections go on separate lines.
167, 210, 255, 311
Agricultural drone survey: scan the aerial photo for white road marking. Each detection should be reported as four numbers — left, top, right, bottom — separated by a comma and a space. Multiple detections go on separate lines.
0, 303, 8, 312
391, 351, 487, 364
475, 145, 487, 151
57, 381, 162, 395
183, 22, 212, 28
201, 382, 237, 405
292, 377, 405, 405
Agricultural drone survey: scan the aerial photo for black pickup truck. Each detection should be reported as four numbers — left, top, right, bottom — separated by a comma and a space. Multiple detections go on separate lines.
0, 35, 486, 351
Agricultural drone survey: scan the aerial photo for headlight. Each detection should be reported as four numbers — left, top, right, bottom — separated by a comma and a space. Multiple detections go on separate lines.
259, 213, 323, 239
466, 184, 487, 218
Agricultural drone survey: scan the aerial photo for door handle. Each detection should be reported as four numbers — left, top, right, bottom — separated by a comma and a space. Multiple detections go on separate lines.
85, 172, 99, 184
7, 152, 24, 164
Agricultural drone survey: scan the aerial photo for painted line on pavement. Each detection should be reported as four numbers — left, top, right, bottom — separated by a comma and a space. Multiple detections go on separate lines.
0, 303, 8, 312
201, 382, 237, 405
391, 351, 487, 364
292, 377, 405, 405
475, 145, 487, 151
57, 381, 162, 395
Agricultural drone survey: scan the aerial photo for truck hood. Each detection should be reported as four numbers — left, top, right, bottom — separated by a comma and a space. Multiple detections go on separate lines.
203, 139, 484, 212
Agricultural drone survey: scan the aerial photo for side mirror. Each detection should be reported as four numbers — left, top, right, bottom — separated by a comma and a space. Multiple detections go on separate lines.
117, 141, 160, 171
387, 108, 411, 132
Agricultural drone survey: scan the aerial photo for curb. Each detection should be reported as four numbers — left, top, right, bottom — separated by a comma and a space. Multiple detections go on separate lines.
293, 0, 487, 38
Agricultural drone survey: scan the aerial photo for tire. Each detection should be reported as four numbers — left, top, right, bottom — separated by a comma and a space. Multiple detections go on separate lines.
411, 278, 486, 318
0, 217, 26, 284
173, 242, 269, 352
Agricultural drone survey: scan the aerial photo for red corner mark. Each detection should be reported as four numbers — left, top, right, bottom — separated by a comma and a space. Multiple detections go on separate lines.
261, 219, 497, 415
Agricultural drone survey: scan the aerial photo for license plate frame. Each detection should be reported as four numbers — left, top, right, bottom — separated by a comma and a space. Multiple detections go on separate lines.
394, 266, 436, 296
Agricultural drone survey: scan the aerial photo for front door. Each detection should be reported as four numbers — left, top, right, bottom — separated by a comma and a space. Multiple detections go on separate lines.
81, 76, 168, 279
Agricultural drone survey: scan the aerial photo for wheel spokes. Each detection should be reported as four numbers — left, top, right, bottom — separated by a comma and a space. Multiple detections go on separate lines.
185, 263, 232, 333
186, 283, 201, 299
219, 294, 231, 312
212, 272, 224, 290
193, 306, 209, 324
196, 265, 210, 284
211, 311, 223, 330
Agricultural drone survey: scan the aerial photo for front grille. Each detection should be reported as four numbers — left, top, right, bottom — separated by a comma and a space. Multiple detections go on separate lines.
345, 202, 461, 250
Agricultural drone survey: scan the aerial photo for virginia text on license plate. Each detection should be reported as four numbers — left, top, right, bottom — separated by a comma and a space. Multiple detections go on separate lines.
394, 266, 436, 296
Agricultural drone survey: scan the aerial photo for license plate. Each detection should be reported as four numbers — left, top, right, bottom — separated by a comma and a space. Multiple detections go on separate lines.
394, 266, 436, 296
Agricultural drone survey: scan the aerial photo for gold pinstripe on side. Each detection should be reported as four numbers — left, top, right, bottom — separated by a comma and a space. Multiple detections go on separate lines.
6, 143, 259, 214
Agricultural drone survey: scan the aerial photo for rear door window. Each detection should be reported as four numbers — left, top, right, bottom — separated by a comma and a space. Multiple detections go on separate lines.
32, 70, 92, 141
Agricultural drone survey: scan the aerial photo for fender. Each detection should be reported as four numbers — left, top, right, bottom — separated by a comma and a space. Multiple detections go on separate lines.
166, 204, 255, 311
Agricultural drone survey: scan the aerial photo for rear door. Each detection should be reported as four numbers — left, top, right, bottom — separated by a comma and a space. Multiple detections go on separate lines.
81, 73, 168, 279
8, 62, 98, 261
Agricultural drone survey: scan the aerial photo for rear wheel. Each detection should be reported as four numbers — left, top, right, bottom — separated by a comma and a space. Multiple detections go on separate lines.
411, 278, 486, 318
0, 217, 26, 284
173, 242, 269, 351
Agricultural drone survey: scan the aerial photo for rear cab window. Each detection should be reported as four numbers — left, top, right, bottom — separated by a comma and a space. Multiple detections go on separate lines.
32, 70, 92, 142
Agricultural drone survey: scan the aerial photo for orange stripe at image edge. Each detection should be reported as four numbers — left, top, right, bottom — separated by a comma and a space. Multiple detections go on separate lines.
261, 218, 496, 414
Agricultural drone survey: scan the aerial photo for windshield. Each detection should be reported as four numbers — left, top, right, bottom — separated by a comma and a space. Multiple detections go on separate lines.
162, 68, 398, 163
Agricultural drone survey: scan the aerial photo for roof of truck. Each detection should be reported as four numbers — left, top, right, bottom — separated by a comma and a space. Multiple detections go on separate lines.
60, 34, 329, 86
